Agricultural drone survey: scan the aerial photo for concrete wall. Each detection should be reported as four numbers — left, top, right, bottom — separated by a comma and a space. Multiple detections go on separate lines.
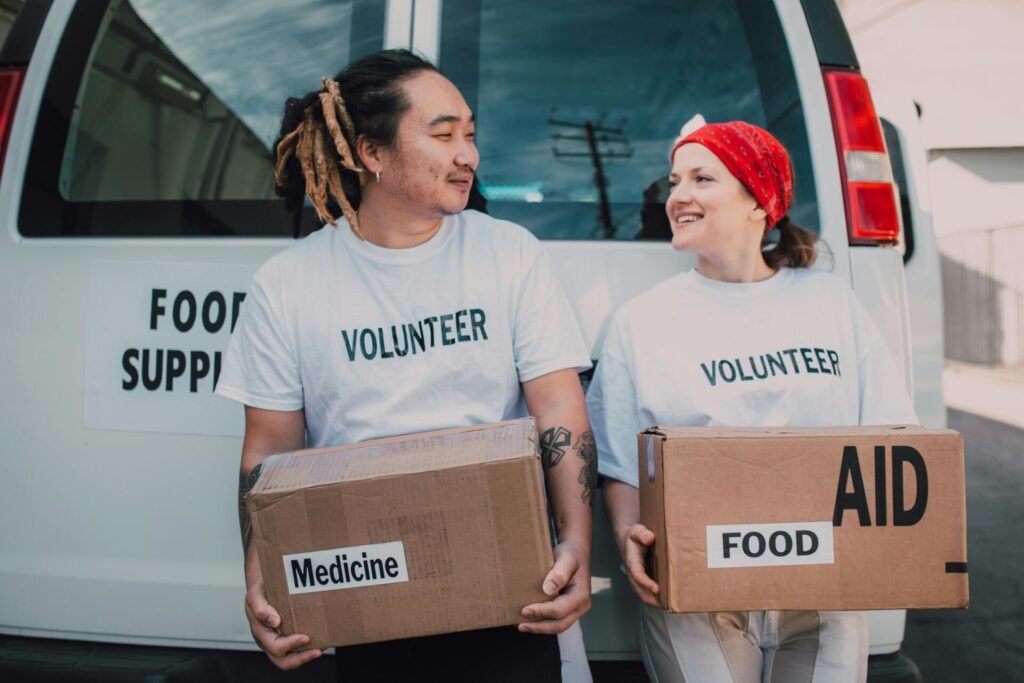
840, 0, 1024, 369
940, 227, 1024, 367
929, 147, 1024, 368
928, 148, 1024, 237
841, 0, 1024, 152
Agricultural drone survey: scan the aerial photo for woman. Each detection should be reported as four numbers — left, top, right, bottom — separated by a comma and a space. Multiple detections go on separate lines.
587, 119, 918, 683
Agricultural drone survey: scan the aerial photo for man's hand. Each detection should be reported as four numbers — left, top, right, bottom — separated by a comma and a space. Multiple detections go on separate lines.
519, 369, 595, 635
244, 579, 322, 670
518, 541, 592, 634
239, 406, 313, 669
622, 523, 661, 607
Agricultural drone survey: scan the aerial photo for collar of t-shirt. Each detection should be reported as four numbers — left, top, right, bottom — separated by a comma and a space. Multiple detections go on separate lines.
332, 215, 457, 266
684, 266, 795, 300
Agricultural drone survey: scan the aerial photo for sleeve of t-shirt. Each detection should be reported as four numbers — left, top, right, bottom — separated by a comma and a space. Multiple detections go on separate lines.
849, 292, 920, 426
587, 317, 643, 488
513, 243, 593, 382
215, 263, 304, 411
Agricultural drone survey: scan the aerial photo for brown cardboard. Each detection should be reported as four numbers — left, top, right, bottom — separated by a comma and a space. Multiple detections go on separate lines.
247, 419, 553, 649
639, 425, 968, 612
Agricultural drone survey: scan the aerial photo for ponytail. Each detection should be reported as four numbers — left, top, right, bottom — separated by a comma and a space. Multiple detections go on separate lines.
761, 215, 818, 269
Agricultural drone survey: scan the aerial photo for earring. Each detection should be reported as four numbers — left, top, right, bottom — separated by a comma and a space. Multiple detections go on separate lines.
375, 169, 381, 184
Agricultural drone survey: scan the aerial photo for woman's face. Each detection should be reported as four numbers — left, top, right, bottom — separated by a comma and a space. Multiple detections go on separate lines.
665, 143, 766, 256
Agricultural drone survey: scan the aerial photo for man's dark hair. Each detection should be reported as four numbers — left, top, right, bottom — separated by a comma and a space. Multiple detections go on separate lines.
273, 49, 440, 235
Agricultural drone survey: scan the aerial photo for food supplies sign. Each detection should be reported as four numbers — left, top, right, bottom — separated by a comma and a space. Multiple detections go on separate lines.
84, 261, 255, 437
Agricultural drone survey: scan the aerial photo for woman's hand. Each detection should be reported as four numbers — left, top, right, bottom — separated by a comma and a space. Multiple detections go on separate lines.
604, 479, 662, 607
621, 523, 661, 607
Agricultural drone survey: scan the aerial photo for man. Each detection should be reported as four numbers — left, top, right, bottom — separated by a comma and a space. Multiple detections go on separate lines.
217, 50, 594, 681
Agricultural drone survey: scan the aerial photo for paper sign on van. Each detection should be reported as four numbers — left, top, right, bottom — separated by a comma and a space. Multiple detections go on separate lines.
706, 521, 834, 569
84, 261, 255, 438
283, 541, 409, 595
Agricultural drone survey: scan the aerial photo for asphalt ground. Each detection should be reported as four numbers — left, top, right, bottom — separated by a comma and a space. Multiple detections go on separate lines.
901, 408, 1024, 683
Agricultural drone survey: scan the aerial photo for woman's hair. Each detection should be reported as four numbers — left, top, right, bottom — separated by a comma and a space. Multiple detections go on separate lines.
273, 49, 439, 237
761, 215, 818, 269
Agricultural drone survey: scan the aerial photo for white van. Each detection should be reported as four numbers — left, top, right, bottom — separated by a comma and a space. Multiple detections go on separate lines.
0, 1, 943, 680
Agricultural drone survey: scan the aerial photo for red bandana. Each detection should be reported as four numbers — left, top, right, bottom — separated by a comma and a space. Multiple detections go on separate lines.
670, 121, 793, 229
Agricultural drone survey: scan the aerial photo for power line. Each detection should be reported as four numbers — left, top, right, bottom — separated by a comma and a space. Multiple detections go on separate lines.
549, 109, 632, 239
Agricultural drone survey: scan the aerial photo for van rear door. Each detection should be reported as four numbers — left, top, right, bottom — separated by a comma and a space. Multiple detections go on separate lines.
0, 0, 926, 672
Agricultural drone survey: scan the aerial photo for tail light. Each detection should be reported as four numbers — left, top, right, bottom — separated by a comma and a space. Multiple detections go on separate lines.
0, 67, 25, 183
824, 68, 901, 246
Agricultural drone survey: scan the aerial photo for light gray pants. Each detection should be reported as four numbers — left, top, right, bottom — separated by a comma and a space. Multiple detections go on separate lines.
640, 606, 868, 683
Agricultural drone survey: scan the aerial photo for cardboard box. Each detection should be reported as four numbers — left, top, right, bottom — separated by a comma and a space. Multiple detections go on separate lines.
247, 418, 553, 649
639, 425, 968, 612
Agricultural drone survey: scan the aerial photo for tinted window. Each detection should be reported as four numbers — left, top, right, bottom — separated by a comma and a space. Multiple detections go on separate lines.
59, 1, 276, 203
881, 118, 914, 262
0, 0, 25, 50
20, 0, 384, 237
441, 0, 817, 240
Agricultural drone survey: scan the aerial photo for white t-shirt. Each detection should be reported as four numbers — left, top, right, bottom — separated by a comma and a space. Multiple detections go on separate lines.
217, 210, 591, 448
588, 267, 919, 488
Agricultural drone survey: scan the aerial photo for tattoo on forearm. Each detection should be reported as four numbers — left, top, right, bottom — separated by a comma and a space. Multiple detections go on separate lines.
540, 426, 572, 470
238, 463, 262, 554
575, 430, 597, 507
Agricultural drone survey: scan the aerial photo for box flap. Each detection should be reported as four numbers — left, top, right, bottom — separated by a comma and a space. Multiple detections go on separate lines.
649, 424, 954, 439
252, 418, 537, 494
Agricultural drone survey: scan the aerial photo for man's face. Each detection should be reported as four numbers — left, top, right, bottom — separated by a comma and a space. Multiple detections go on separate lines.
376, 71, 479, 219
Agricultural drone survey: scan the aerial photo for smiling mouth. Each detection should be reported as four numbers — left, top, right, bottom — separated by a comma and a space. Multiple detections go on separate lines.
675, 214, 704, 225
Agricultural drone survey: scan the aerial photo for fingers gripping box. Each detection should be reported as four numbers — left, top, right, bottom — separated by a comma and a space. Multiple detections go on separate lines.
639, 425, 968, 612
246, 419, 553, 649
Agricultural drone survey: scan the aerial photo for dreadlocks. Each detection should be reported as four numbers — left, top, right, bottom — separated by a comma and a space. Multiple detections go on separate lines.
274, 83, 364, 237
272, 50, 439, 240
